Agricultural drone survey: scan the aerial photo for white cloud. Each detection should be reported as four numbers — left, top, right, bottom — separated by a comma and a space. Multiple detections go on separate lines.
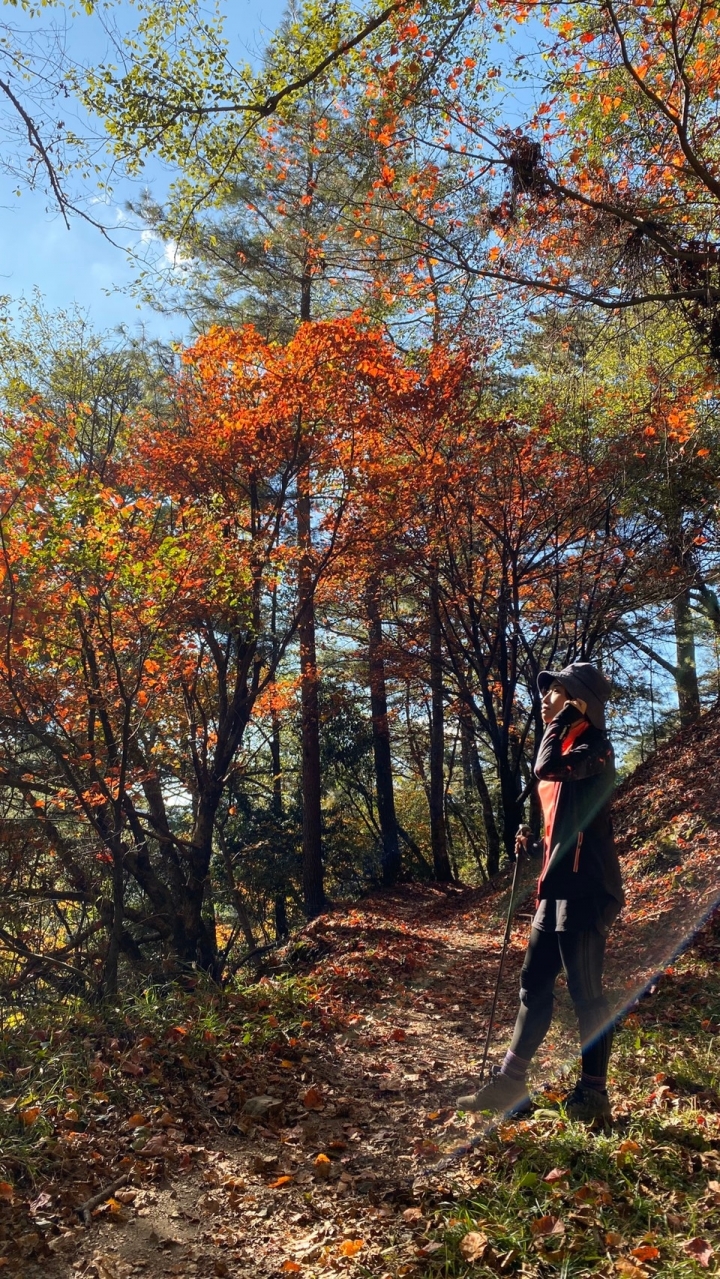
163, 238, 191, 269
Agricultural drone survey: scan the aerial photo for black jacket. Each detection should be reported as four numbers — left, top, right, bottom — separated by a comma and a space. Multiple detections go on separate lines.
533, 705, 624, 906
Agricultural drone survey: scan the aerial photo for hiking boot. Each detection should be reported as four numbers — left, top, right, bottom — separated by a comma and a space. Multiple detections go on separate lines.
457, 1067, 532, 1116
564, 1082, 612, 1125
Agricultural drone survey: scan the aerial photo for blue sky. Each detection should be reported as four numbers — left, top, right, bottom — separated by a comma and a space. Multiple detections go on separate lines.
0, 2, 550, 342
0, 0, 287, 342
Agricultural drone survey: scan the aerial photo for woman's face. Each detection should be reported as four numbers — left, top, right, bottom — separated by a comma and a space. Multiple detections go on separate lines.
541, 680, 569, 724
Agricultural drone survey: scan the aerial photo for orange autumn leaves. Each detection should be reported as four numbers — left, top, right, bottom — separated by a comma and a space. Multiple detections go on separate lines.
0, 313, 485, 972
339, 0, 720, 332
0, 313, 639, 800
144, 316, 413, 503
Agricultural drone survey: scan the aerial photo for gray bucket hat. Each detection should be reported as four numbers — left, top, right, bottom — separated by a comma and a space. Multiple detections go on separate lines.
537, 661, 612, 730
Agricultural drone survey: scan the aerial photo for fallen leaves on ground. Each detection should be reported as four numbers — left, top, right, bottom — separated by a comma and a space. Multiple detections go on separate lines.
337, 1239, 364, 1256
459, 1231, 488, 1262
313, 1154, 331, 1179
615, 1261, 647, 1278
683, 1237, 714, 1267
1, 713, 720, 1275
530, 1215, 562, 1236
631, 1244, 660, 1262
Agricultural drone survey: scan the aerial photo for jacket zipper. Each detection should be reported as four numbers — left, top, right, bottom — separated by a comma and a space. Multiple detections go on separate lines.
573, 831, 584, 873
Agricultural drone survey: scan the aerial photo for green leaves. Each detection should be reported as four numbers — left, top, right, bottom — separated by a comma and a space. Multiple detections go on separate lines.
81, 0, 401, 196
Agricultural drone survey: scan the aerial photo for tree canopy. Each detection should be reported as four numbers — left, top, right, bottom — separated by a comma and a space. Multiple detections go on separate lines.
0, 0, 717, 993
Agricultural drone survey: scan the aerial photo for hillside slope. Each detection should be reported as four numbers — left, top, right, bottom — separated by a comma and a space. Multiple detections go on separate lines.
609, 700, 720, 1007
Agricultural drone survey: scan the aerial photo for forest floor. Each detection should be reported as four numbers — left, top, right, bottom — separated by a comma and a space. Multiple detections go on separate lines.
2, 707, 720, 1279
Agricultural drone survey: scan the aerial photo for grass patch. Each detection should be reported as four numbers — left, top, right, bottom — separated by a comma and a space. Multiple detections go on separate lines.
0, 972, 320, 1190
414, 927, 720, 1277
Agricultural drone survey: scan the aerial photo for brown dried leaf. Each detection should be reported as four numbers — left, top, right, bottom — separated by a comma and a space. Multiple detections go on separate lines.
459, 1231, 488, 1262
615, 1140, 641, 1163
413, 1138, 440, 1158
142, 1135, 166, 1156
615, 1262, 647, 1278
683, 1238, 713, 1268
208, 1087, 229, 1107
531, 1216, 559, 1237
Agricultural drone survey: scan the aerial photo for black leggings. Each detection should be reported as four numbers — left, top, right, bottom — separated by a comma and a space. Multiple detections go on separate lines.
509, 927, 614, 1079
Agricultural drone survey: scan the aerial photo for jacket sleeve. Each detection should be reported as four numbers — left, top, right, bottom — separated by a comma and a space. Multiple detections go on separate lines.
534, 707, 613, 782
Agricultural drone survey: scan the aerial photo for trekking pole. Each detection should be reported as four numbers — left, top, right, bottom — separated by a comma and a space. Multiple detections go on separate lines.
477, 828, 529, 1084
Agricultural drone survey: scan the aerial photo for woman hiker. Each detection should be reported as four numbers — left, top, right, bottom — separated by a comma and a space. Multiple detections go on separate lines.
458, 662, 624, 1124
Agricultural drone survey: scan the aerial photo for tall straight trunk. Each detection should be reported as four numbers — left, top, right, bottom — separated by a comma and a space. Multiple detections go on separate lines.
367, 584, 401, 886
445, 813, 460, 881
673, 587, 701, 726
274, 892, 289, 942
102, 829, 125, 997
297, 459, 325, 918
269, 580, 289, 940
459, 708, 502, 877
295, 267, 323, 920
270, 704, 289, 940
185, 780, 224, 975
271, 709, 283, 820
498, 757, 522, 862
297, 266, 324, 917
429, 568, 453, 882
219, 833, 256, 953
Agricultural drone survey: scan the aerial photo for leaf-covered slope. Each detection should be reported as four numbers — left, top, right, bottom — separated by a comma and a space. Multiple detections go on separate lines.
614, 699, 720, 861
608, 701, 720, 1008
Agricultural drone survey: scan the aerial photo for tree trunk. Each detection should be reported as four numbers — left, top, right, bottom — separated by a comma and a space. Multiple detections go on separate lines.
185, 786, 223, 976
218, 830, 256, 953
498, 755, 522, 863
296, 264, 324, 918
271, 707, 283, 820
270, 700, 289, 940
673, 587, 701, 726
397, 822, 433, 877
274, 893, 289, 942
297, 459, 325, 918
102, 832, 125, 997
697, 579, 720, 636
367, 584, 401, 887
429, 569, 453, 882
459, 708, 502, 877
445, 810, 460, 880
